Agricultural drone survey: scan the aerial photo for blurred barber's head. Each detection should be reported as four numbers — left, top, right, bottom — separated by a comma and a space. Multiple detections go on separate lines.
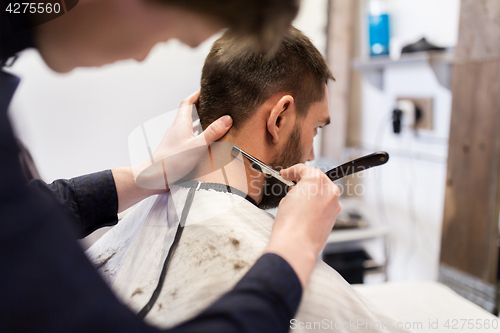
197, 27, 333, 208
33, 0, 299, 73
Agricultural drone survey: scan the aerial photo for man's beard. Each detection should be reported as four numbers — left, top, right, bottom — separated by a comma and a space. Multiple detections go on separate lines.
258, 124, 303, 209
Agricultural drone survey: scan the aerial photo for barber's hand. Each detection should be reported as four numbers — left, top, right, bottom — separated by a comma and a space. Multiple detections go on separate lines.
113, 91, 232, 213
264, 164, 341, 287
152, 91, 233, 169
131, 91, 233, 190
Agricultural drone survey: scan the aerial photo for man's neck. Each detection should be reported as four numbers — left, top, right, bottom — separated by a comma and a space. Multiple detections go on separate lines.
183, 144, 265, 204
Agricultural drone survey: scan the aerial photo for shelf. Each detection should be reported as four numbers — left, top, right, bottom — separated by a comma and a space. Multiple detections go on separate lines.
352, 51, 454, 90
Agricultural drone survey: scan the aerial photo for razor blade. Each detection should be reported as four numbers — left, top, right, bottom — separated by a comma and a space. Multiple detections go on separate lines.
231, 146, 295, 186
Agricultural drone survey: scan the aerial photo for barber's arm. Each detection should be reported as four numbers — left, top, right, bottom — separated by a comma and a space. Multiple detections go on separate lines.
269, 164, 341, 286
28, 170, 119, 238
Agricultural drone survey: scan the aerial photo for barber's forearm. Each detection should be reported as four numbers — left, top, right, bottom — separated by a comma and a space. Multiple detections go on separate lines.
269, 164, 341, 288
112, 166, 166, 213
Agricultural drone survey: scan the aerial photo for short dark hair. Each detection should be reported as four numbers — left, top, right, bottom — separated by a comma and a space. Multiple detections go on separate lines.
198, 27, 334, 130
156, 0, 300, 51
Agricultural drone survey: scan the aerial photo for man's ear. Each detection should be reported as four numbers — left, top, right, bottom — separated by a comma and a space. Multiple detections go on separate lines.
267, 95, 295, 145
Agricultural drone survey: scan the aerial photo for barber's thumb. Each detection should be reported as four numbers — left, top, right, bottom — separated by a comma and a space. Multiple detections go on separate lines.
201, 115, 232, 143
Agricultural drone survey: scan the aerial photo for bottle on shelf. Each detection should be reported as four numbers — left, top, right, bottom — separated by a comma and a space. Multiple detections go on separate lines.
368, 0, 390, 57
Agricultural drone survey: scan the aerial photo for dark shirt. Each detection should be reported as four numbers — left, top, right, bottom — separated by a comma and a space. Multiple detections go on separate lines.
28, 171, 120, 238
0, 4, 302, 332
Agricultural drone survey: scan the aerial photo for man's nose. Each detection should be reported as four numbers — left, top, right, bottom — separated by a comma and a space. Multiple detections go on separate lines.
307, 148, 315, 162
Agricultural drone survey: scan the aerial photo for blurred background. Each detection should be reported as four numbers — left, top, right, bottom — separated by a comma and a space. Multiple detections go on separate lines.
6, 0, 499, 316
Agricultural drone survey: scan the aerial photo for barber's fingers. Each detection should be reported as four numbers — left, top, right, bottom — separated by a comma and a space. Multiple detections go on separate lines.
180, 91, 200, 108
280, 164, 323, 182
196, 115, 233, 145
280, 164, 304, 183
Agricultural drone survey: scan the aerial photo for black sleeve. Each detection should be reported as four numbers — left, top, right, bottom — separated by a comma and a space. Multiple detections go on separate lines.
28, 170, 119, 238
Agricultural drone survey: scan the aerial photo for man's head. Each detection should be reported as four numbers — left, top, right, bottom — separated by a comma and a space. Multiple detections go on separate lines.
197, 27, 333, 208
33, 0, 299, 73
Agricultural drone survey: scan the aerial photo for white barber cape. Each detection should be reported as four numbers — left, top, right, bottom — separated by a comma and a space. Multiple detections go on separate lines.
86, 184, 412, 333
